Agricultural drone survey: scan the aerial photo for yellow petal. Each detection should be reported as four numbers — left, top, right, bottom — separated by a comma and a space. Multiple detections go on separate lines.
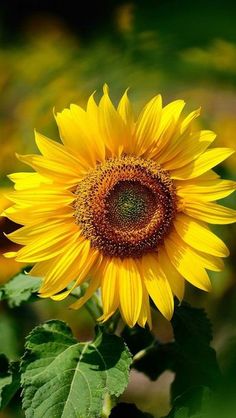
4, 204, 73, 226
30, 258, 57, 277
16, 153, 82, 185
180, 107, 201, 134
142, 253, 174, 320
99, 85, 126, 157
8, 172, 51, 190
137, 282, 152, 328
86, 92, 106, 162
15, 229, 80, 263
40, 238, 89, 289
50, 250, 100, 301
162, 130, 216, 170
117, 89, 135, 153
117, 89, 134, 128
41, 242, 98, 297
159, 100, 186, 138
6, 218, 77, 245
176, 179, 236, 201
118, 258, 143, 327
158, 246, 185, 301
183, 201, 236, 224
149, 100, 186, 160
100, 258, 119, 319
70, 103, 106, 164
34, 131, 87, 172
4, 252, 18, 259
134, 94, 162, 155
191, 249, 224, 272
50, 280, 80, 301
165, 231, 212, 291
171, 148, 235, 180
6, 187, 74, 207
174, 213, 229, 257
70, 275, 101, 310
176, 170, 220, 182
56, 105, 101, 167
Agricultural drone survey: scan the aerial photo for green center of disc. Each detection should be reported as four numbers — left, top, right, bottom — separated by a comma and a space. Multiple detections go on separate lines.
106, 180, 156, 230
116, 188, 146, 221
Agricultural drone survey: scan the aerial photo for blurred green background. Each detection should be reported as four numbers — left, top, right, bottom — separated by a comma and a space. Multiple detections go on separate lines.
1, 1, 236, 417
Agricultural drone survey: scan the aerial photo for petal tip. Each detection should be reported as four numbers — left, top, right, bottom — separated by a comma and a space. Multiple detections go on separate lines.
103, 83, 109, 95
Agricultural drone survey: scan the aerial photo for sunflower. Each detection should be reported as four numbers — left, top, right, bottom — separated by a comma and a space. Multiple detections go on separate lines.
3, 86, 236, 327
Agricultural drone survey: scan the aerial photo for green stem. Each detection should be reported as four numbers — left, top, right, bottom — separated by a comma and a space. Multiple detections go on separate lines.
103, 311, 121, 334
132, 343, 156, 364
70, 286, 103, 322
85, 295, 103, 321
101, 393, 113, 418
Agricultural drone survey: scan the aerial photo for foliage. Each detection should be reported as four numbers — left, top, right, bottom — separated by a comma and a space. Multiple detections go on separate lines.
0, 354, 20, 410
0, 273, 41, 307
0, 272, 233, 417
20, 321, 132, 418
123, 302, 221, 417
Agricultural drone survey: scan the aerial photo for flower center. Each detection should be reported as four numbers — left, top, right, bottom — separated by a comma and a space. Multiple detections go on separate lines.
106, 181, 157, 230
74, 156, 176, 258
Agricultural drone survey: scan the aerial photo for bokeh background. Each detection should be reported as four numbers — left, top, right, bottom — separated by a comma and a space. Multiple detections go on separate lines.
1, 1, 236, 417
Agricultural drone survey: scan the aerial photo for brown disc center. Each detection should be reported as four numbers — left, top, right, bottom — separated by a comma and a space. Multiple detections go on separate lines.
74, 156, 176, 258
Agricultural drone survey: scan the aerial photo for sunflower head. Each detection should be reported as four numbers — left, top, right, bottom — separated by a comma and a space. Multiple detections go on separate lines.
4, 85, 236, 327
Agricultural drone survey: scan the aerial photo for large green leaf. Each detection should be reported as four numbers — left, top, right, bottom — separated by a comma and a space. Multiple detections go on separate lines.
0, 273, 41, 307
21, 320, 132, 418
0, 354, 21, 410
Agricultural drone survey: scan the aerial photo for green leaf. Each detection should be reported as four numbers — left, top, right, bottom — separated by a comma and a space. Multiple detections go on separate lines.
21, 320, 132, 418
0, 314, 19, 359
0, 273, 41, 307
0, 354, 21, 410
172, 302, 212, 346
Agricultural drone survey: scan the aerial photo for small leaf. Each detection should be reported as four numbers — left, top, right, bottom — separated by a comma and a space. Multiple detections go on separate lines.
170, 302, 221, 400
21, 320, 132, 418
0, 273, 41, 307
109, 402, 154, 417
172, 302, 212, 346
0, 354, 21, 410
